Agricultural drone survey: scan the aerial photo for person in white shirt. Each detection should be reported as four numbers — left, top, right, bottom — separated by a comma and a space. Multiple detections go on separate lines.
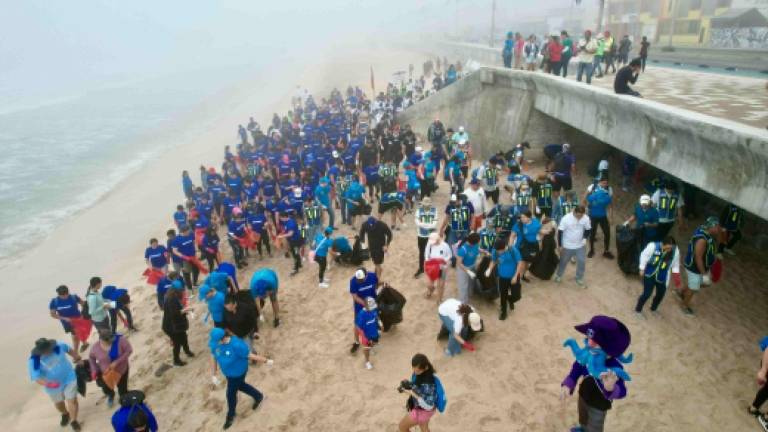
438, 298, 482, 357
424, 233, 453, 303
554, 206, 591, 286
576, 30, 598, 84
635, 236, 680, 316
463, 179, 486, 231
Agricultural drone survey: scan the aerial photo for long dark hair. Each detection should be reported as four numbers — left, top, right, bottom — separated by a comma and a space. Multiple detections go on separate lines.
457, 304, 473, 329
412, 353, 435, 385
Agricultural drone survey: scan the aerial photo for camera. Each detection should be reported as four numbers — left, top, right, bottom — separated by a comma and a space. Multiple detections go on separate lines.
397, 379, 413, 393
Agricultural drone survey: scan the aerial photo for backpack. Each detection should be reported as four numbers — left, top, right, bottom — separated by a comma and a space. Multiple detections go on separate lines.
81, 292, 93, 320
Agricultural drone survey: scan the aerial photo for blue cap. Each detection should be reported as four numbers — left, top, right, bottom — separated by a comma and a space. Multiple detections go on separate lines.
198, 284, 212, 300
367, 216, 376, 225
324, 226, 334, 235
209, 327, 226, 350
171, 280, 184, 290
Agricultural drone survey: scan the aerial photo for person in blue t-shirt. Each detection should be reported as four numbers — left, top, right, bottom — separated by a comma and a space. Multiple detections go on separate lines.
110, 390, 158, 432
512, 210, 541, 282
49, 285, 87, 353
314, 227, 336, 287
155, 272, 180, 309
172, 225, 199, 289
173, 205, 188, 229
200, 285, 226, 328
182, 170, 194, 199
585, 176, 615, 259
314, 177, 334, 229
227, 209, 249, 269
246, 203, 272, 259
625, 194, 660, 247
349, 268, 378, 354
486, 237, 525, 319
249, 268, 280, 327
278, 213, 302, 275
102, 285, 138, 333
144, 238, 168, 272
456, 233, 481, 303
28, 338, 83, 431
355, 297, 380, 370
209, 328, 271, 430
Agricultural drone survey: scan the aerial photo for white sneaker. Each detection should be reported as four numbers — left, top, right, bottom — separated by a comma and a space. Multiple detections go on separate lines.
575, 279, 587, 288
634, 311, 645, 320
318, 282, 330, 288
365, 361, 373, 370
554, 276, 562, 283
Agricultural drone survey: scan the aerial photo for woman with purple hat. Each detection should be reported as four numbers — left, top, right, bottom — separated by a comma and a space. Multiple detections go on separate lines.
561, 315, 633, 432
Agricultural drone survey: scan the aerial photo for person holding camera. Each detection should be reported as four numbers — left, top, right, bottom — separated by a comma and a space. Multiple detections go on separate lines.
397, 353, 446, 432
438, 298, 483, 357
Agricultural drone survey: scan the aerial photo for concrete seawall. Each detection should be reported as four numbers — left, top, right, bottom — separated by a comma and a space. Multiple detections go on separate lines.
398, 65, 768, 220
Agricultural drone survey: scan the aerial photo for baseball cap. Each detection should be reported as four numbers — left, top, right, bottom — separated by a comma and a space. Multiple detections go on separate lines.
421, 197, 432, 206
468, 312, 482, 331
450, 194, 458, 201
703, 216, 720, 229
355, 269, 366, 279
639, 195, 651, 205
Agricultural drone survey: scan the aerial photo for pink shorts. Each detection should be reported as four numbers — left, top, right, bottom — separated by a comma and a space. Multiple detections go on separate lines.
409, 408, 435, 424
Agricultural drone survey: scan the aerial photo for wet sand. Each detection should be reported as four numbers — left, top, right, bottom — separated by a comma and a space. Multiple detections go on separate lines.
8, 48, 768, 432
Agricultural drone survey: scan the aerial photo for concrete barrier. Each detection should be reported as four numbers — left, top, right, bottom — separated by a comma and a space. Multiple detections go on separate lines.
399, 66, 768, 220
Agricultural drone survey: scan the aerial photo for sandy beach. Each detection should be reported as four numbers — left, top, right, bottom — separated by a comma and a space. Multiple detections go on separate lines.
7, 45, 768, 432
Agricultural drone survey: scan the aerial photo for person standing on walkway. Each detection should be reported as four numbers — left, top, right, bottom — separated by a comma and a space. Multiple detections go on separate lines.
502, 32, 514, 68
208, 327, 271, 430
679, 217, 720, 315
28, 338, 83, 431
639, 36, 650, 72
652, 180, 684, 240
359, 216, 393, 279
593, 34, 606, 78
524, 35, 539, 71
89, 329, 132, 408
86, 276, 111, 333
456, 233, 481, 303
604, 31, 617, 74
585, 176, 614, 259
414, 197, 439, 278
720, 203, 744, 256
576, 30, 597, 84
636, 236, 680, 316
549, 35, 563, 76
561, 31, 573, 78
618, 35, 632, 66
514, 32, 525, 70
555, 206, 591, 287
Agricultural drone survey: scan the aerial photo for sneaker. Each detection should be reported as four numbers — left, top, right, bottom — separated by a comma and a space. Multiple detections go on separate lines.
748, 406, 761, 416
365, 361, 373, 370
724, 248, 736, 256
70, 421, 82, 432
273, 318, 280, 328
185, 351, 196, 357
587, 250, 595, 258
252, 395, 264, 411
575, 279, 587, 288
173, 359, 187, 367
413, 270, 423, 279
554, 276, 562, 283
350, 342, 360, 354
603, 251, 615, 259
290, 270, 299, 276
318, 282, 330, 288
634, 311, 645, 320
570, 427, 585, 432
223, 416, 234, 430
107, 396, 114, 408
498, 311, 507, 321
60, 413, 70, 427
759, 415, 768, 431
444, 349, 455, 357
682, 307, 695, 316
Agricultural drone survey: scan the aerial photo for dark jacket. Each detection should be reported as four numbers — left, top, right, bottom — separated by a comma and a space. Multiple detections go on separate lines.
224, 299, 257, 338
162, 296, 188, 335
359, 220, 393, 251
614, 65, 638, 94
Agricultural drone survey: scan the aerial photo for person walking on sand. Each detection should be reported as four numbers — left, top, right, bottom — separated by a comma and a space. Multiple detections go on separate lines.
719, 203, 744, 256
679, 217, 720, 315
456, 233, 481, 304
200, 284, 226, 328
512, 210, 541, 282
414, 197, 439, 278
585, 175, 614, 259
636, 236, 680, 317
355, 297, 380, 370
89, 329, 132, 408
424, 233, 453, 303
749, 336, 768, 428
359, 216, 392, 279
554, 206, 591, 287
249, 267, 280, 328
349, 268, 379, 354
144, 238, 168, 275
28, 338, 83, 431
49, 285, 88, 354
397, 353, 446, 432
486, 236, 525, 320
624, 194, 659, 247
162, 281, 195, 366
438, 298, 483, 357
652, 180, 684, 240
86, 276, 112, 332
208, 327, 271, 430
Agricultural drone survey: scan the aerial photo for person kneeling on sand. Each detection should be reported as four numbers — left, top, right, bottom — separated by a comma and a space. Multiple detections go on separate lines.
208, 328, 272, 430
437, 298, 483, 357
355, 297, 380, 370
398, 353, 446, 432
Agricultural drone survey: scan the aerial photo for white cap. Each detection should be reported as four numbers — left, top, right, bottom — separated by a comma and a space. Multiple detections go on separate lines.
293, 188, 302, 197
355, 269, 366, 279
639, 194, 651, 204
365, 297, 377, 310
562, 143, 570, 151
459, 126, 465, 132
415, 146, 423, 153
468, 312, 482, 331
450, 194, 458, 201
332, 150, 339, 158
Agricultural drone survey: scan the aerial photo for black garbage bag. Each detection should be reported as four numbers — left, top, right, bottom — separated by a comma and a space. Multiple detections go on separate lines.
75, 361, 92, 396
530, 230, 559, 280
473, 256, 499, 300
348, 236, 370, 266
616, 225, 639, 275
377, 284, 406, 332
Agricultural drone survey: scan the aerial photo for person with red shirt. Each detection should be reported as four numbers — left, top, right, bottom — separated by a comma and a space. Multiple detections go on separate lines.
549, 35, 563, 76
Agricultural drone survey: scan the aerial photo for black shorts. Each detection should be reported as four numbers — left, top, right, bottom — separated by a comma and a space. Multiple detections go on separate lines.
371, 248, 385, 265
486, 189, 500, 203
378, 201, 403, 214
520, 241, 540, 262
552, 176, 572, 192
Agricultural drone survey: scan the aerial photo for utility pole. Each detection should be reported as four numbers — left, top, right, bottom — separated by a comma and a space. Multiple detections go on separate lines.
597, 0, 605, 32
490, 0, 496, 47
667, 0, 676, 47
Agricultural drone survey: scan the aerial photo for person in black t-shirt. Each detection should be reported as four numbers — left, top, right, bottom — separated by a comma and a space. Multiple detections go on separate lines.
614, 58, 642, 97
561, 315, 633, 432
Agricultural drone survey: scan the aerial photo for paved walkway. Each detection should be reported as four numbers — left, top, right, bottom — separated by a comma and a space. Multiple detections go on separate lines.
563, 64, 768, 129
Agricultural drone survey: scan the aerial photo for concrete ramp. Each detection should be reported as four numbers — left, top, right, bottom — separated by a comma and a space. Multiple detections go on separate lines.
398, 67, 768, 220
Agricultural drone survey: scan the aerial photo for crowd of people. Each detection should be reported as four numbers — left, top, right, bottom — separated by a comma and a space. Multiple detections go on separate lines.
29, 54, 762, 432
500, 30, 650, 97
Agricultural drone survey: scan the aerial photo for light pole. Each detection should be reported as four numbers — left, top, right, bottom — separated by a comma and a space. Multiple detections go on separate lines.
597, 0, 605, 32
490, 0, 497, 47
667, 0, 676, 47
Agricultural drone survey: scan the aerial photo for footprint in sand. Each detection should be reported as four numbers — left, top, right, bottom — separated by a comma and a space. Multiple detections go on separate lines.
478, 415, 501, 426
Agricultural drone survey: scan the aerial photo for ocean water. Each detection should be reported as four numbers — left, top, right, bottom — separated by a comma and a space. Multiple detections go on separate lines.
0, 70, 245, 267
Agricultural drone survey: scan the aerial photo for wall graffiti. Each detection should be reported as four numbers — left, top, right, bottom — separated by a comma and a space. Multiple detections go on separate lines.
710, 27, 768, 48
